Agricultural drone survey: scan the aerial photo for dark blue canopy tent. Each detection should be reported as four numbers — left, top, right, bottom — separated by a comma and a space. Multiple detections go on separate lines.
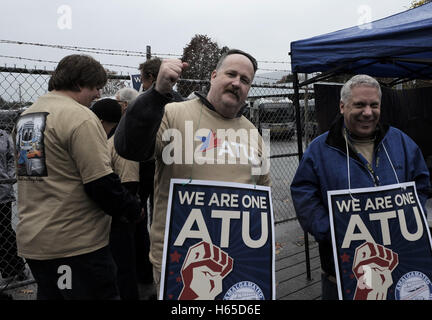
290, 3, 432, 83
289, 4, 432, 280
289, 2, 432, 158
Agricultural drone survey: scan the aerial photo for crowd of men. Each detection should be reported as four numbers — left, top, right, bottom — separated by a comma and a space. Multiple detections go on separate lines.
2, 48, 430, 300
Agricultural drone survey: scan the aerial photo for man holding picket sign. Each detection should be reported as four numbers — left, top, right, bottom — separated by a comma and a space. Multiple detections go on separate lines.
115, 49, 272, 300
291, 74, 432, 300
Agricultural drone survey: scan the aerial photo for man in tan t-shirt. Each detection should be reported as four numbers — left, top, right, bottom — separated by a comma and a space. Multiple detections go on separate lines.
15, 54, 141, 300
115, 49, 271, 295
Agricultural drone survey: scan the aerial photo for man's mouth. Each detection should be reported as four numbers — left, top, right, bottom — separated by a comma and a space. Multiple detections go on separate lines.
225, 90, 239, 100
357, 117, 376, 124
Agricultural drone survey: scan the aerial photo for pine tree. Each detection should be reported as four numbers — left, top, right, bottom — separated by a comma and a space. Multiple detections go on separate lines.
178, 34, 226, 97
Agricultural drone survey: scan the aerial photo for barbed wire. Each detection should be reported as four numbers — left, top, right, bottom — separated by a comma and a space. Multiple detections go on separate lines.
0, 55, 138, 70
0, 55, 58, 65
1, 39, 146, 55
152, 52, 182, 57
258, 68, 291, 72
255, 75, 286, 82
257, 59, 291, 64
0, 40, 182, 59
0, 54, 292, 76
0, 39, 152, 58
0, 40, 185, 59
1, 39, 290, 65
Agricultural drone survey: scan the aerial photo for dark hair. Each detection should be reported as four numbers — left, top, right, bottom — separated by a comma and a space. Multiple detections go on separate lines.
48, 54, 107, 92
90, 98, 122, 123
138, 57, 162, 80
216, 49, 258, 73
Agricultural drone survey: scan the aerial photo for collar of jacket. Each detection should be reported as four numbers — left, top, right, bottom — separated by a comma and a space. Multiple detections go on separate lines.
194, 91, 247, 118
325, 114, 390, 162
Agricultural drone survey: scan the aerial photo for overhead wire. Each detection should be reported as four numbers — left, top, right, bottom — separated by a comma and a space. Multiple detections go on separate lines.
0, 54, 138, 70
0, 39, 292, 74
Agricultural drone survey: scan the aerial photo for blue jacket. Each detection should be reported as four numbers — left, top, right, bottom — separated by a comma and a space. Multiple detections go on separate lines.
290, 116, 430, 275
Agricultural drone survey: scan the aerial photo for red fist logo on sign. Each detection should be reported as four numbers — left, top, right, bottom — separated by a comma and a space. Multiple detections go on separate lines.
352, 241, 399, 300
178, 241, 233, 300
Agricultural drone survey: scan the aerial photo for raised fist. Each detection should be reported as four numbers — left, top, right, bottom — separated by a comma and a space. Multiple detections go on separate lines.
352, 241, 398, 300
155, 59, 188, 95
178, 241, 233, 300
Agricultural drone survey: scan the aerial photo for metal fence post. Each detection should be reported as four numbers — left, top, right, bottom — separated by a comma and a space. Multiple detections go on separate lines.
293, 72, 311, 281
146, 45, 151, 60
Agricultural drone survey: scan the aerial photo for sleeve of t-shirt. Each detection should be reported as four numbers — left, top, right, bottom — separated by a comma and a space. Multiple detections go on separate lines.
83, 172, 141, 221
69, 119, 113, 184
108, 136, 139, 183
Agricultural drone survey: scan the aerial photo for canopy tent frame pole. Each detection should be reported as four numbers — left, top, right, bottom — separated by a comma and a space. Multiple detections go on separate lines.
298, 56, 432, 88
389, 57, 432, 66
297, 58, 384, 87
293, 72, 312, 281
297, 63, 352, 87
388, 77, 418, 87
389, 60, 432, 80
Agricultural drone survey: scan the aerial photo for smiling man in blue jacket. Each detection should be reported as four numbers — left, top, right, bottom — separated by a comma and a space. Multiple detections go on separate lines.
290, 74, 430, 300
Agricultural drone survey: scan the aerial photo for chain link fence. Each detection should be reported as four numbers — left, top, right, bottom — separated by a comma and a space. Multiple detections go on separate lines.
0, 66, 317, 291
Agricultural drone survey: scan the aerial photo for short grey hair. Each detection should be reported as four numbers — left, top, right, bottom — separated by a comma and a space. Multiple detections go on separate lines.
340, 74, 382, 103
115, 87, 139, 104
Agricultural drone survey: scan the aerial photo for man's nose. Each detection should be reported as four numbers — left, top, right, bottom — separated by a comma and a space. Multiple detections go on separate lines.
362, 105, 373, 116
231, 76, 241, 88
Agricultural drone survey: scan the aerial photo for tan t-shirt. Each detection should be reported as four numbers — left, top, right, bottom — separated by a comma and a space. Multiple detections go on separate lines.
107, 135, 139, 183
15, 92, 113, 260
351, 138, 375, 165
150, 98, 271, 270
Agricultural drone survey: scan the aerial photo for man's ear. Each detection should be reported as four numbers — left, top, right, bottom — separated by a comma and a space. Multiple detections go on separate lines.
210, 70, 217, 80
339, 101, 344, 114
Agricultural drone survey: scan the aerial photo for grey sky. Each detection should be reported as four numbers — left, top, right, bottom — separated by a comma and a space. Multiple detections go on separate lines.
0, 0, 413, 75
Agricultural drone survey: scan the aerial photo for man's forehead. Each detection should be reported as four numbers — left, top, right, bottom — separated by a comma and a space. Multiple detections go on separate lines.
221, 54, 254, 70
351, 85, 380, 93
350, 86, 380, 98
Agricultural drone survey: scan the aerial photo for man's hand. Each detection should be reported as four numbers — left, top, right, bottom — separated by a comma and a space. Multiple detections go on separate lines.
155, 59, 188, 95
